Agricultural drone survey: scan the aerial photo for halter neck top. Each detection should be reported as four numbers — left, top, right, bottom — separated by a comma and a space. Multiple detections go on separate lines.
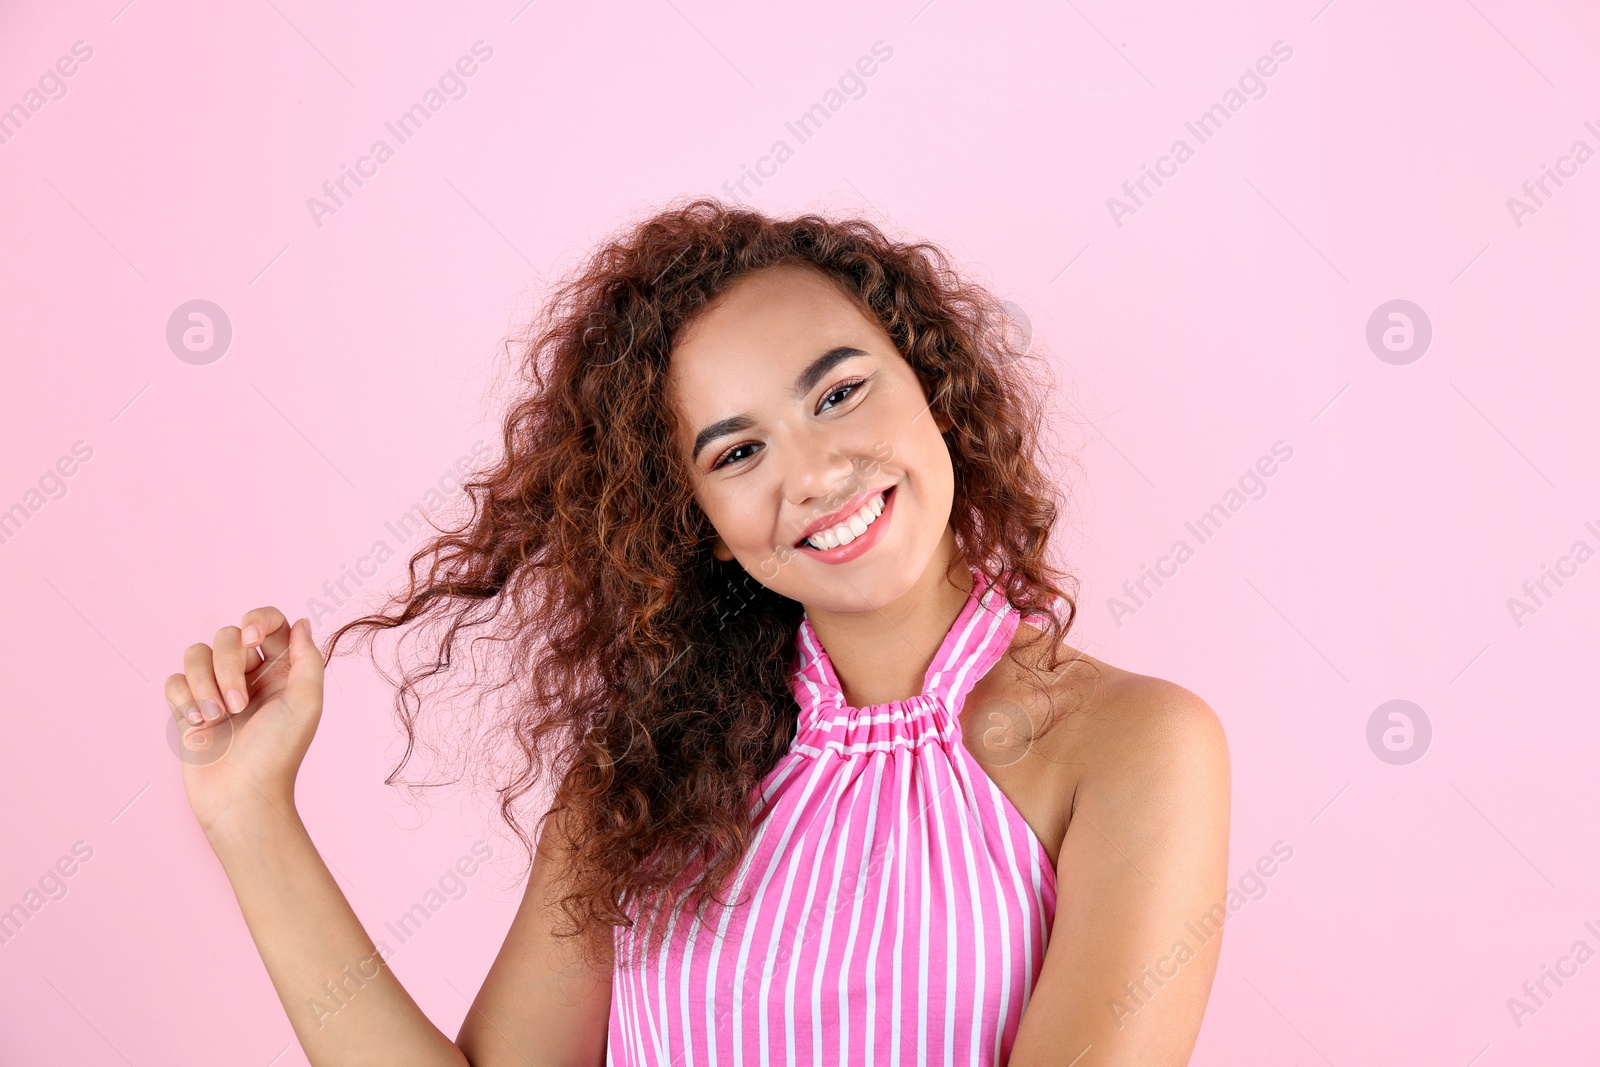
607, 567, 1059, 1066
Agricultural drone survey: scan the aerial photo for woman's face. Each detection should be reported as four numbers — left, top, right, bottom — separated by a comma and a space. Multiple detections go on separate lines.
667, 262, 956, 614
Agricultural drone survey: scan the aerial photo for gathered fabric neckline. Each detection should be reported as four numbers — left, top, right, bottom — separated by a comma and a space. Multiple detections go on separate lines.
788, 566, 1041, 756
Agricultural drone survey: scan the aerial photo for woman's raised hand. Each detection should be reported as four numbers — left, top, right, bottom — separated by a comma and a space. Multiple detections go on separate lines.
165, 608, 325, 832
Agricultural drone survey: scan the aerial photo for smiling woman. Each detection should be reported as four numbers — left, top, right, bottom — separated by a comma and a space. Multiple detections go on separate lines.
171, 197, 1229, 1067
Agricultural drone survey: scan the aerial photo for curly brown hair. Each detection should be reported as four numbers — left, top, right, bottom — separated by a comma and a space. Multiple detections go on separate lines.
321, 195, 1083, 971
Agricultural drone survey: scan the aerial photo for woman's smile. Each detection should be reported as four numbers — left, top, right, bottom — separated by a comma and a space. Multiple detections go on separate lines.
794, 484, 896, 563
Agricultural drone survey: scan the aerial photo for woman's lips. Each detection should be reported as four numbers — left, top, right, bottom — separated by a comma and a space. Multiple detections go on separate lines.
793, 484, 890, 547
794, 486, 895, 564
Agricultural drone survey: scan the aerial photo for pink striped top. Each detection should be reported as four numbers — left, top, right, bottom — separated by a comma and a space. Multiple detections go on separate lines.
607, 567, 1059, 1066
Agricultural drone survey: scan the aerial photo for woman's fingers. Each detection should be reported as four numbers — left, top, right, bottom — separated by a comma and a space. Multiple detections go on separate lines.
284, 618, 324, 711
241, 606, 292, 674
173, 608, 296, 729
211, 625, 254, 715
165, 673, 203, 726
183, 641, 228, 723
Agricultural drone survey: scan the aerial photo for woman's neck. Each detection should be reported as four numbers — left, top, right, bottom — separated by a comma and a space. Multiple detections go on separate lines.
803, 528, 974, 708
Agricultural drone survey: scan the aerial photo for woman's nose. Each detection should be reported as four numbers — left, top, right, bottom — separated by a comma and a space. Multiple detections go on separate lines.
782, 436, 858, 508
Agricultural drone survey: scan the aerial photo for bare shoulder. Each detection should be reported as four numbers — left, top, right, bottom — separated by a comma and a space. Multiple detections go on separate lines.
1012, 634, 1230, 809
1007, 647, 1232, 1065
1064, 652, 1226, 761
1053, 651, 1231, 850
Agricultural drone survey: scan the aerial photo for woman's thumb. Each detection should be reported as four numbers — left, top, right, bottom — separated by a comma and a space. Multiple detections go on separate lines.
285, 617, 325, 706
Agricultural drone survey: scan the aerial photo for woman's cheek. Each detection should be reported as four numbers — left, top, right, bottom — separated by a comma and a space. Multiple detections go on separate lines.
758, 546, 793, 580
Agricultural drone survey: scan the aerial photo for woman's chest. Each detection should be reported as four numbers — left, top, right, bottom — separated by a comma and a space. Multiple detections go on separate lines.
609, 735, 1060, 1065
957, 672, 1102, 872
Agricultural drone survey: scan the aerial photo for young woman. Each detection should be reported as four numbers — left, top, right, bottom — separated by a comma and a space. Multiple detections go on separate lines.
167, 199, 1230, 1066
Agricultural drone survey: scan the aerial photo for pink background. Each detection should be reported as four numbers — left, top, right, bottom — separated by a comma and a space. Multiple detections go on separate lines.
3, 0, 1598, 1062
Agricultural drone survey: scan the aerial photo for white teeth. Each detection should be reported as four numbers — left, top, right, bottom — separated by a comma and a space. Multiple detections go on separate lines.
804, 490, 888, 550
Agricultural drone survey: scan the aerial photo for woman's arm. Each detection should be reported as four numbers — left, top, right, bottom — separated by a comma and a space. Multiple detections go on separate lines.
202, 795, 469, 1066
1009, 678, 1232, 1066
172, 609, 469, 1065
455, 803, 614, 1066
171, 608, 611, 1066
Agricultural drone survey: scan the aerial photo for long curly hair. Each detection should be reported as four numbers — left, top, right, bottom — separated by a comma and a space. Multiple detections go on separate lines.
321, 196, 1083, 971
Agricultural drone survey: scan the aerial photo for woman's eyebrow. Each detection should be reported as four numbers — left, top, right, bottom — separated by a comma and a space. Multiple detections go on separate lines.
690, 346, 869, 460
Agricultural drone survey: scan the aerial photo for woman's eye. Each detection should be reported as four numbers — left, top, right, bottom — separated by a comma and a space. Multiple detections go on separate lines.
712, 442, 760, 470
819, 378, 866, 412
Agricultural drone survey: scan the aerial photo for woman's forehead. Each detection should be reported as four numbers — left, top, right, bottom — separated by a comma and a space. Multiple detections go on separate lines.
670, 266, 875, 379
